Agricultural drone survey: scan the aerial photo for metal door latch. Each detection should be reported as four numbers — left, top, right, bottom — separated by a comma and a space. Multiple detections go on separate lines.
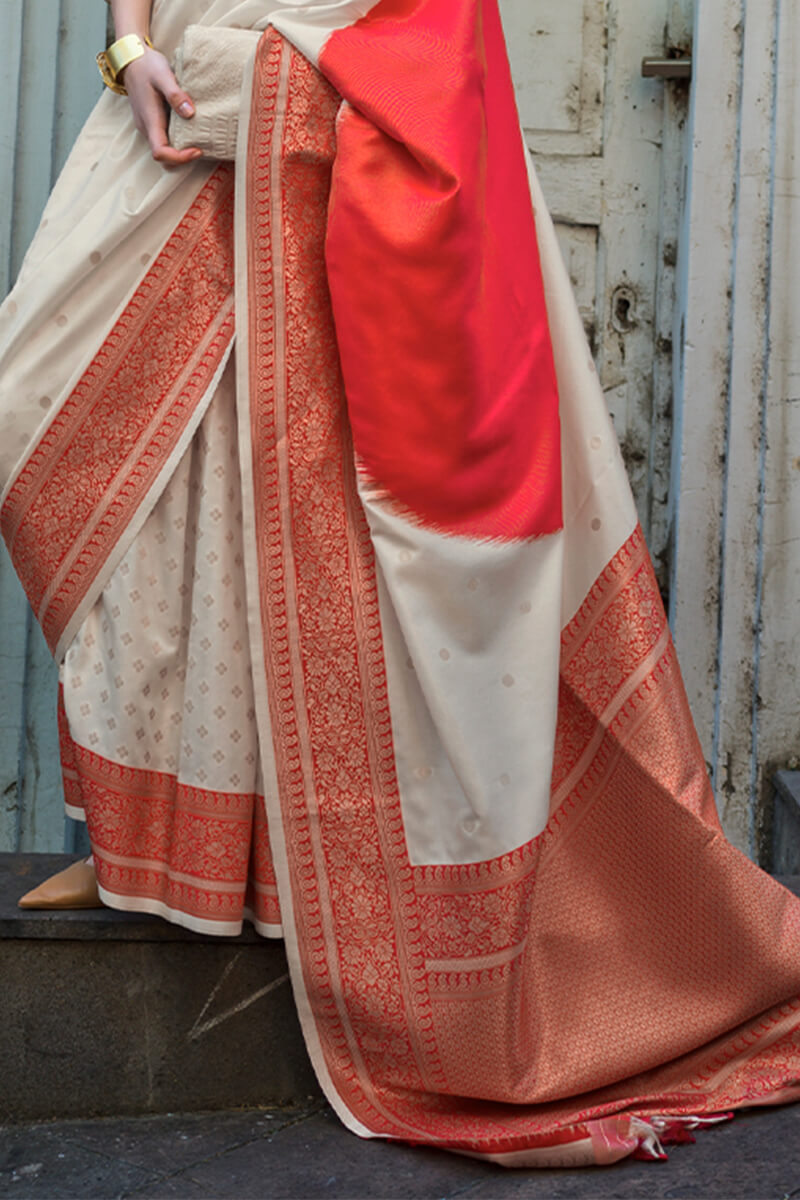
642, 57, 692, 80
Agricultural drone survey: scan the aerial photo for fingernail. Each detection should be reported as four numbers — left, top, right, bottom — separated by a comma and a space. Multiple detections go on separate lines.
179, 101, 193, 117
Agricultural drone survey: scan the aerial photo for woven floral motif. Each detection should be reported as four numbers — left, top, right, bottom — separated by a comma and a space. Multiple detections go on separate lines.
2, 169, 236, 654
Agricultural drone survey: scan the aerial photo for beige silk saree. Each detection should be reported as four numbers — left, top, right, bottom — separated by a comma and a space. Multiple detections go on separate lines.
1, 0, 800, 1168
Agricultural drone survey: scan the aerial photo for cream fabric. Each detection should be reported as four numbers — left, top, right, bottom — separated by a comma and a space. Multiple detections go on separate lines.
169, 26, 261, 159
167, 0, 384, 161
363, 170, 637, 867
61, 359, 260, 796
369, 512, 564, 867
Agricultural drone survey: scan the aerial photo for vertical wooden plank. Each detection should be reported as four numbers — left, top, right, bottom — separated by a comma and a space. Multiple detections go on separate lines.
0, 1, 26, 848
670, 0, 742, 792
712, 0, 779, 854
10, 0, 60, 282
17, 616, 63, 852
649, 1, 692, 593
1, 0, 107, 853
758, 0, 800, 858
0, 548, 28, 850
0, 0, 24, 296
52, 0, 106, 178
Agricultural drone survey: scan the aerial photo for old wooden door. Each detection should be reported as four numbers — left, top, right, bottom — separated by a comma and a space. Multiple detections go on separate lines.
501, 0, 692, 591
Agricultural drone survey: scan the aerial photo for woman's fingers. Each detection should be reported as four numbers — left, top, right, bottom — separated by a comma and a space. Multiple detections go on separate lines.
151, 139, 203, 167
122, 49, 202, 167
165, 87, 195, 121
150, 136, 203, 166
133, 86, 201, 166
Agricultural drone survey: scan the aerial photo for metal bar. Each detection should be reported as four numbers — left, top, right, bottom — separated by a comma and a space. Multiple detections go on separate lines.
642, 57, 693, 80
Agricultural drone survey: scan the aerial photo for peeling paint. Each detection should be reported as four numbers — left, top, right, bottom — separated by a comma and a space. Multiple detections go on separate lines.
673, 0, 800, 860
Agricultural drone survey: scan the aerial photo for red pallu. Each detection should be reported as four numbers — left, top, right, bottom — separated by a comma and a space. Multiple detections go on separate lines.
322, 0, 562, 539
1, 0, 800, 1168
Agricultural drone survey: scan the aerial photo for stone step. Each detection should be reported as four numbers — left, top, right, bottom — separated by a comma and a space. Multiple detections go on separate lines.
1, 854, 320, 1123
774, 770, 800, 873
4, 854, 800, 1125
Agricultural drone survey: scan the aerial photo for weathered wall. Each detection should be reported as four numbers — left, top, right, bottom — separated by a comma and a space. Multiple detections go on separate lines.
755, 0, 800, 856
672, 0, 800, 857
0, 0, 107, 851
2, 0, 798, 862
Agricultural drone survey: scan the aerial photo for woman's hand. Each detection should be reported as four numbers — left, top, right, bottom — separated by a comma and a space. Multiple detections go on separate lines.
121, 46, 202, 167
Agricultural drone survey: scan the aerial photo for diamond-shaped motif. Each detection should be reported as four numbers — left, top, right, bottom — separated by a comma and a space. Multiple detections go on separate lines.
60, 377, 261, 808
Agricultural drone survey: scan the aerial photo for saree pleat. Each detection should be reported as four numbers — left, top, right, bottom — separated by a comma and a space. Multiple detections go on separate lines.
58, 361, 281, 935
0, 0, 799, 1169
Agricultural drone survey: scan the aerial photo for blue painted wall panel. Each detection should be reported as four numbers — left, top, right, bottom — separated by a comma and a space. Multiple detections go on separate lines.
0, 0, 106, 852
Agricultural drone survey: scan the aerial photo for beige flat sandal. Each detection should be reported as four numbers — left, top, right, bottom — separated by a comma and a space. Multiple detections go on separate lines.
18, 857, 103, 910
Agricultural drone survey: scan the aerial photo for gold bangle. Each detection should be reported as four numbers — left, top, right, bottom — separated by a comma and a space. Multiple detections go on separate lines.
96, 34, 154, 95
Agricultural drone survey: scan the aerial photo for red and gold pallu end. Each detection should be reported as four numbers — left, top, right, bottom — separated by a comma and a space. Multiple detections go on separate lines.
553, 525, 723, 834
243, 15, 800, 1165
0, 167, 236, 661
319, 0, 562, 541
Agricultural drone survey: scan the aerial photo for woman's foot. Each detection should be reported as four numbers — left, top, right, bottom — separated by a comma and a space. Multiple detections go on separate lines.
18, 857, 103, 909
